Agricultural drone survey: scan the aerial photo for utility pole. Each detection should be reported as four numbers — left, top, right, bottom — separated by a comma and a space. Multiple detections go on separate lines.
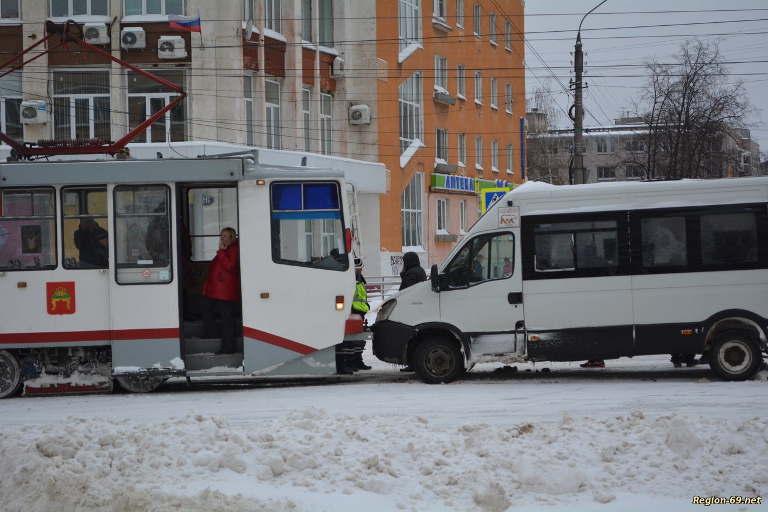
572, 0, 607, 185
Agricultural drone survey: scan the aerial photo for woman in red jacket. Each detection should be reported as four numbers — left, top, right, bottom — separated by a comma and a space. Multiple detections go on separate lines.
201, 227, 241, 354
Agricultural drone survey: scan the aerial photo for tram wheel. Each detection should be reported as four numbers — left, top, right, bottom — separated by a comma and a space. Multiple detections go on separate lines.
114, 374, 166, 394
0, 350, 22, 399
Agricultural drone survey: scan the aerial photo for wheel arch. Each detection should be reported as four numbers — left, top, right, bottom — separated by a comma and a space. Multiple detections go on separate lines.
703, 310, 767, 353
405, 322, 469, 367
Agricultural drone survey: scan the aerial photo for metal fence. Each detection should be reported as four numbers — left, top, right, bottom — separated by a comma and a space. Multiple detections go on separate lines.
363, 275, 402, 302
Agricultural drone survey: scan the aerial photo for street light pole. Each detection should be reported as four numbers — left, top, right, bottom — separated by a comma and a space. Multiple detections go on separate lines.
573, 0, 607, 185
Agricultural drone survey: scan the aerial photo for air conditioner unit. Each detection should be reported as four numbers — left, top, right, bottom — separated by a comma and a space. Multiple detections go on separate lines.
83, 23, 110, 45
121, 28, 146, 49
349, 105, 370, 125
331, 56, 345, 78
20, 100, 49, 124
158, 36, 187, 59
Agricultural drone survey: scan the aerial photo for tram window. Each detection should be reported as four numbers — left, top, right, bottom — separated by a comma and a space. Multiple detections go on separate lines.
0, 188, 57, 270
270, 182, 348, 270
186, 187, 238, 261
62, 187, 108, 269
113, 185, 172, 284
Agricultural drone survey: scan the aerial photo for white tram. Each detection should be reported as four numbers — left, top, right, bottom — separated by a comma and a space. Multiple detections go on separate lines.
0, 152, 365, 397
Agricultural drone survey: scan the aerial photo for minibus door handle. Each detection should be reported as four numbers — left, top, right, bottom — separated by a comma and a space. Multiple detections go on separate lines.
508, 292, 522, 304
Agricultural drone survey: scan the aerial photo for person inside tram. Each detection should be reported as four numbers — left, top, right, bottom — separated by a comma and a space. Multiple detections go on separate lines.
74, 217, 109, 267
145, 203, 170, 266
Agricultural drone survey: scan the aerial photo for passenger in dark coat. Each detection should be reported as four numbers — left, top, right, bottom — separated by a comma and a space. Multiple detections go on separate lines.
399, 251, 426, 290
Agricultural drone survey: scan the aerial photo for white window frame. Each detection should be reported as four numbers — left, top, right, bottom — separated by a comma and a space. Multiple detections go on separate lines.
473, 3, 481, 36
491, 139, 499, 172
505, 21, 512, 50
399, 72, 423, 155
302, 87, 311, 152
596, 137, 615, 153
300, 0, 311, 40
459, 199, 467, 234
434, 55, 448, 91
52, 0, 108, 16
399, 0, 421, 53
506, 143, 513, 175
127, 69, 186, 143
490, 77, 498, 109
475, 136, 483, 170
458, 133, 466, 168
52, 70, 111, 141
244, 0, 255, 22
320, 92, 332, 155
433, 0, 446, 20
474, 71, 482, 105
598, 166, 616, 181
437, 198, 449, 232
436, 128, 448, 162
0, 71, 21, 143
264, 0, 281, 33
1, 1, 19, 19
489, 13, 496, 45
244, 75, 254, 146
265, 79, 281, 150
456, 0, 464, 27
626, 165, 644, 180
123, 0, 181, 15
402, 172, 424, 248
457, 64, 466, 99
505, 82, 513, 113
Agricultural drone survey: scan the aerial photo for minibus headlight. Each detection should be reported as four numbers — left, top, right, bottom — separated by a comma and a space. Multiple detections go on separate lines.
377, 299, 397, 322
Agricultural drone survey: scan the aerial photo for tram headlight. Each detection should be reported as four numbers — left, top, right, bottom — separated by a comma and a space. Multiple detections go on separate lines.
376, 299, 397, 323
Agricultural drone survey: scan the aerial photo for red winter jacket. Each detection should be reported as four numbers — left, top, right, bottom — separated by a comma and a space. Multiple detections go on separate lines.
202, 241, 241, 301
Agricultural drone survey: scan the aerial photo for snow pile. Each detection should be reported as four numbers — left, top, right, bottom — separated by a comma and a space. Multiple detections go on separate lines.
1, 408, 766, 511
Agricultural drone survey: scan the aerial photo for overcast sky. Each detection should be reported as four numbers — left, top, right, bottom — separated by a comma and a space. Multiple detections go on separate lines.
524, 0, 768, 152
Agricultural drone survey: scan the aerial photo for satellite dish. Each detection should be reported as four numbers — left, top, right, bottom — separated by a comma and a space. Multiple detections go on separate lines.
245, 19, 254, 41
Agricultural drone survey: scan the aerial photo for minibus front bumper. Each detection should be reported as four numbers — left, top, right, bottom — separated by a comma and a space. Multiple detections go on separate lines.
371, 320, 417, 364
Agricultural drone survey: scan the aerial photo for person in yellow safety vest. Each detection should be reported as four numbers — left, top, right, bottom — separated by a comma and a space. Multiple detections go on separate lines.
340, 259, 371, 372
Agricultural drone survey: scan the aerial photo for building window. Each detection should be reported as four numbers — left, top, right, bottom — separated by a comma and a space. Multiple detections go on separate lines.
437, 198, 448, 232
0, 71, 22, 142
506, 143, 513, 174
457, 64, 465, 98
596, 137, 615, 153
319, 0, 333, 46
433, 0, 446, 20
1, 1, 19, 18
489, 13, 496, 44
264, 0, 281, 32
52, 0, 108, 16
597, 167, 616, 181
475, 136, 483, 170
456, 0, 464, 27
626, 165, 644, 180
491, 139, 499, 172
435, 55, 448, 91
473, 3, 481, 36
474, 71, 482, 104
436, 128, 448, 161
490, 77, 498, 109
399, 0, 421, 53
402, 172, 424, 248
301, 0, 311, 40
399, 72, 423, 155
625, 139, 645, 152
302, 88, 311, 152
505, 20, 511, 50
505, 82, 512, 113
124, 0, 181, 15
320, 92, 332, 155
127, 69, 186, 143
244, 75, 254, 146
265, 79, 281, 150
459, 200, 467, 233
458, 133, 466, 167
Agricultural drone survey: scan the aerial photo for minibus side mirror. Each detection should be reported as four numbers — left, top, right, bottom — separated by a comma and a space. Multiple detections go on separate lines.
430, 264, 440, 293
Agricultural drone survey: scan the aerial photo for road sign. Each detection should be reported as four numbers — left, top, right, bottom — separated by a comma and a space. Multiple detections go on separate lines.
481, 188, 508, 214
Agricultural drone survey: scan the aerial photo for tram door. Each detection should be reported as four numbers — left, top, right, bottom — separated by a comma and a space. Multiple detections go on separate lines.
108, 183, 181, 369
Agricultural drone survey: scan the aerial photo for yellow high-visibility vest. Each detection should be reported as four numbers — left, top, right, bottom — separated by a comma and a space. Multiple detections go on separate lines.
352, 282, 369, 313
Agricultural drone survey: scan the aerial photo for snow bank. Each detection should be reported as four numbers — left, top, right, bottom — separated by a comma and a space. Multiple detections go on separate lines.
1, 408, 766, 511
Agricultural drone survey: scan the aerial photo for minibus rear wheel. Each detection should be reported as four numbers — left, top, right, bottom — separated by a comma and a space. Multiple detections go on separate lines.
413, 336, 464, 384
0, 350, 22, 399
708, 331, 762, 381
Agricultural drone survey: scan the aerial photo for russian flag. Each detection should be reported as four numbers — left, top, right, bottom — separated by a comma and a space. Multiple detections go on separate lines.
169, 12, 201, 32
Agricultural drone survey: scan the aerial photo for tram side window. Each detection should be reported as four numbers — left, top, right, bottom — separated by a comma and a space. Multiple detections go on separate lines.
700, 212, 758, 266
186, 187, 238, 261
270, 182, 349, 270
0, 188, 56, 270
113, 185, 172, 284
640, 216, 687, 268
533, 219, 619, 274
446, 233, 514, 288
62, 187, 108, 269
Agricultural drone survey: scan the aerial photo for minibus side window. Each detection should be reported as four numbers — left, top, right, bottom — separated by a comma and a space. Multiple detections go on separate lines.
640, 217, 687, 268
700, 213, 757, 265
0, 188, 56, 270
446, 232, 514, 288
62, 186, 108, 269
270, 182, 349, 271
532, 219, 619, 275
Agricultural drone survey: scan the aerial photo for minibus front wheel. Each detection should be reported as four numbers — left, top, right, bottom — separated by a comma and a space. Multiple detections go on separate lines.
414, 336, 464, 384
708, 331, 762, 381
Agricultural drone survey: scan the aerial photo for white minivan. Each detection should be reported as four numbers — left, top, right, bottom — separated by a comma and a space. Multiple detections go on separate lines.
372, 178, 768, 383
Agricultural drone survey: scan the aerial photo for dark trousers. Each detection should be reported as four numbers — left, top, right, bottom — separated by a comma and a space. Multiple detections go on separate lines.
201, 296, 238, 352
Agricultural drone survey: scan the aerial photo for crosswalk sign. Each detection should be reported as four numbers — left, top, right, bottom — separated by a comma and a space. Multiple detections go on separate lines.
481, 188, 508, 214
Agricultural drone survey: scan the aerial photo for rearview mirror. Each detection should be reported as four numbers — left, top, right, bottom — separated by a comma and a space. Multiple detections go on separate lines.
430, 264, 440, 292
